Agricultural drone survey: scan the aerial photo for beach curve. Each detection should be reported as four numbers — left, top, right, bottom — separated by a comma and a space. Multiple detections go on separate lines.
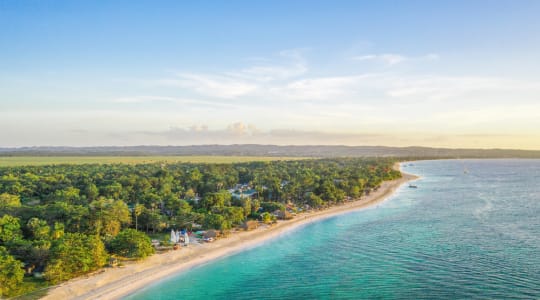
42, 163, 418, 300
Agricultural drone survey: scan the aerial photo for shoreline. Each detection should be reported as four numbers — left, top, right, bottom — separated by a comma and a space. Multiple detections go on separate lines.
43, 164, 418, 300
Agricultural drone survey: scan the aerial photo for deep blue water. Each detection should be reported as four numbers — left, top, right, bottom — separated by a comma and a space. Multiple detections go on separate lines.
127, 160, 540, 299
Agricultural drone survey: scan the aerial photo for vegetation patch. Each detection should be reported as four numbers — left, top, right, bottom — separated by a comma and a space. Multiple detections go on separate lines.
0, 156, 305, 167
0, 158, 400, 297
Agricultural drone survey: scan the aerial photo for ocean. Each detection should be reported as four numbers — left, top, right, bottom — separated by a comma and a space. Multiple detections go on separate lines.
126, 159, 540, 299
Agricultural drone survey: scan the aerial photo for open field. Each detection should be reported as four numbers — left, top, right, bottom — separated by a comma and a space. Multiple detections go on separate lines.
0, 156, 305, 167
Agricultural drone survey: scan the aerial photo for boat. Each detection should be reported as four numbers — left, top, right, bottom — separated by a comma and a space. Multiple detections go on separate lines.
170, 229, 177, 244
408, 184, 418, 188
184, 232, 190, 245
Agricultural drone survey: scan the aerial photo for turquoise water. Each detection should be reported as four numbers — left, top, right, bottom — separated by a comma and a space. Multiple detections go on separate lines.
127, 160, 540, 299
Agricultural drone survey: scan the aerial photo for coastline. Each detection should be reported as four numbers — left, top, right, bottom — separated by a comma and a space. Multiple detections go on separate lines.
43, 164, 418, 300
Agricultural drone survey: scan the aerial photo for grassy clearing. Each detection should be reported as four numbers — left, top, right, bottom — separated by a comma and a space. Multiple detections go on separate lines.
0, 156, 305, 167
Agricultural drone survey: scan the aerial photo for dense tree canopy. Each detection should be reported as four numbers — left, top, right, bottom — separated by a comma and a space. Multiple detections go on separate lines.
108, 229, 154, 259
44, 233, 107, 284
0, 157, 401, 292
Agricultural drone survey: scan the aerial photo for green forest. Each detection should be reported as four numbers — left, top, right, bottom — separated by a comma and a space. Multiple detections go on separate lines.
0, 158, 400, 297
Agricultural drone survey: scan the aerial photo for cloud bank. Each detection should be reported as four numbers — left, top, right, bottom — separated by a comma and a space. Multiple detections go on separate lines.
2, 49, 540, 149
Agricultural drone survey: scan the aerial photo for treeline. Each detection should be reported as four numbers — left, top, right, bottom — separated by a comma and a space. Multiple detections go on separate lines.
0, 158, 400, 297
3, 145, 540, 158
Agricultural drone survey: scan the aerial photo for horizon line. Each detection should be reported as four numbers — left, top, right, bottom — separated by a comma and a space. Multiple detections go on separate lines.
1, 144, 539, 152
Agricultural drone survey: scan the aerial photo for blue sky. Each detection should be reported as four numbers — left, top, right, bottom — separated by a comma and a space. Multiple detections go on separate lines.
1, 1, 539, 148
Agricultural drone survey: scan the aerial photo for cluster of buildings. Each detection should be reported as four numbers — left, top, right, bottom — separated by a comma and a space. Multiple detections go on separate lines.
228, 184, 259, 200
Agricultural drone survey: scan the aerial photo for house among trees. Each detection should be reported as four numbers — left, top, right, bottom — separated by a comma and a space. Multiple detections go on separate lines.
241, 220, 259, 231
273, 209, 293, 220
229, 184, 258, 200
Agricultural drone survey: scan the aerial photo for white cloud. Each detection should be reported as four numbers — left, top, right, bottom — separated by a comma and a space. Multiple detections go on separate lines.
2, 109, 540, 149
226, 122, 259, 136
155, 73, 258, 99
10, 49, 534, 149
352, 53, 439, 65
353, 54, 377, 61
353, 53, 406, 65
278, 75, 372, 101
143, 122, 390, 145
147, 49, 308, 99
231, 63, 307, 82
108, 48, 540, 117
384, 75, 540, 101
131, 122, 540, 149
112, 96, 178, 103
133, 64, 540, 114
232, 49, 308, 81
111, 95, 237, 108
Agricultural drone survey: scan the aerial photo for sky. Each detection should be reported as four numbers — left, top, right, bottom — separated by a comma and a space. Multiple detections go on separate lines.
1, 0, 540, 149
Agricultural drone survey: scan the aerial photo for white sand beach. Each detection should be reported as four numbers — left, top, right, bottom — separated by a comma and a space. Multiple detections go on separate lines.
43, 165, 417, 300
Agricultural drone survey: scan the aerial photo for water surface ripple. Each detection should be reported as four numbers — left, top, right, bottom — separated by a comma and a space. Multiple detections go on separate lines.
127, 159, 540, 299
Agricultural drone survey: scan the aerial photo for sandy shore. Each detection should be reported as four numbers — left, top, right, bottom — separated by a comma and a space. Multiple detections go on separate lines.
43, 164, 417, 300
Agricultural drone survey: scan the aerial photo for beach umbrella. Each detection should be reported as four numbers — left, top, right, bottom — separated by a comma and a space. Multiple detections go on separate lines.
184, 232, 189, 244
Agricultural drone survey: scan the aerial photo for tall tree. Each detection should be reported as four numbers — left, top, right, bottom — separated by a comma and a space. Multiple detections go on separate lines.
45, 233, 107, 284
108, 229, 154, 259
26, 217, 50, 241
0, 246, 24, 297
0, 193, 21, 209
0, 214, 22, 244
89, 198, 131, 237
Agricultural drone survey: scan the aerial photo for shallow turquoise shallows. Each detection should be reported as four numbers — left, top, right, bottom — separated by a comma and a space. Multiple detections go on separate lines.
126, 160, 540, 299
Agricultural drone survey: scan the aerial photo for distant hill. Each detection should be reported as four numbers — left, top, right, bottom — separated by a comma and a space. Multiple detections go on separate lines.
1, 145, 540, 158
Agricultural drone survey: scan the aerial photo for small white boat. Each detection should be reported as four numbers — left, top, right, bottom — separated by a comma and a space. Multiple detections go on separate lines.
170, 230, 177, 244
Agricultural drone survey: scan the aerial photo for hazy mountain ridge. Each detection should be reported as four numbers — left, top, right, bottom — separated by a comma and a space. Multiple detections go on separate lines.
1, 145, 539, 158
